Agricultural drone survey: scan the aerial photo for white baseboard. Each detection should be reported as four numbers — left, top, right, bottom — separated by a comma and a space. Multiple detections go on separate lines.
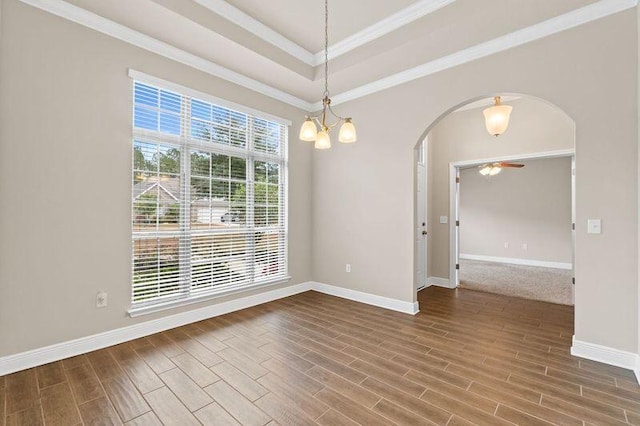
0, 282, 313, 376
0, 281, 418, 375
460, 254, 572, 270
427, 276, 452, 288
571, 337, 638, 381
312, 282, 419, 315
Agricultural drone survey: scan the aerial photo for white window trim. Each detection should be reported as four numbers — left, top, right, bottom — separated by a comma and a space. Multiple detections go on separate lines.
128, 69, 292, 126
129, 74, 289, 316
128, 276, 292, 317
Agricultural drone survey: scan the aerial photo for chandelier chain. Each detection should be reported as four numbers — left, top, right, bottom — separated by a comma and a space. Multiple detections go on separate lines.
323, 0, 329, 98
298, 0, 356, 148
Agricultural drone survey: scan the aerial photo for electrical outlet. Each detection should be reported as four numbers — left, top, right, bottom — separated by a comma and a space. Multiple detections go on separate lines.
504, 242, 509, 249
346, 264, 351, 273
96, 291, 108, 308
522, 243, 528, 250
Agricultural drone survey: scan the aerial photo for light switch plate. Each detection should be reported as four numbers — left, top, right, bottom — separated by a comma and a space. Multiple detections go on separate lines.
587, 219, 602, 234
439, 216, 448, 224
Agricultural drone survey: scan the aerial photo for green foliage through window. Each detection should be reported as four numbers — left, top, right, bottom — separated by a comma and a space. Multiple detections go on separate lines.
132, 80, 287, 305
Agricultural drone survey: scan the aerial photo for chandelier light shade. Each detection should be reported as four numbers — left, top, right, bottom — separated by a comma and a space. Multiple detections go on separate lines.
299, 118, 318, 141
299, 0, 356, 149
338, 118, 357, 143
315, 130, 332, 149
483, 96, 513, 137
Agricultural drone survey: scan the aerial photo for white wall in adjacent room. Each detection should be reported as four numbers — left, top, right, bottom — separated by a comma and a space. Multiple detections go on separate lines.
459, 157, 572, 265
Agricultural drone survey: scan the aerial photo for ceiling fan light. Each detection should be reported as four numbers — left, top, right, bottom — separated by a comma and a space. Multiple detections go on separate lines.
489, 166, 502, 176
479, 166, 492, 176
299, 118, 318, 141
483, 97, 513, 137
338, 118, 357, 143
315, 130, 331, 149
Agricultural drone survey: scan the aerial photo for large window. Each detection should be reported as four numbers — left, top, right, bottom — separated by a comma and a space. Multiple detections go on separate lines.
131, 79, 288, 310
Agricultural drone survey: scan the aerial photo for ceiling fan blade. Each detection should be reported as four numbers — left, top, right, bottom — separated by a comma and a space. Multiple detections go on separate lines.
499, 163, 524, 168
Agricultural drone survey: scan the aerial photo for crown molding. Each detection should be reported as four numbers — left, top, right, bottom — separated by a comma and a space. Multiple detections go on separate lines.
321, 0, 638, 109
17, 0, 637, 114
192, 0, 316, 65
311, 0, 456, 65
192, 0, 456, 66
17, 0, 314, 111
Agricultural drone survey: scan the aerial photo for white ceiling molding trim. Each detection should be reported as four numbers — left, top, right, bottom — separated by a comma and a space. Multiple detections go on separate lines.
17, 0, 314, 111
319, 0, 638, 109
16, 0, 637, 114
192, 0, 316, 65
193, 0, 456, 66
313, 0, 456, 65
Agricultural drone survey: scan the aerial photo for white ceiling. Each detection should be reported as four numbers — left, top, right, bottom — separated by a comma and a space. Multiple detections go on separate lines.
30, 0, 627, 111
224, 0, 418, 53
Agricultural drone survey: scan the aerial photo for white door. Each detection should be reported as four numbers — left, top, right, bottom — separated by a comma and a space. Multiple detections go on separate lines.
416, 144, 427, 290
571, 157, 576, 305
453, 167, 461, 287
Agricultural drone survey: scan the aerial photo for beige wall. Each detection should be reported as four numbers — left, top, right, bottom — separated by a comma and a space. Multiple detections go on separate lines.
459, 157, 572, 264
637, 0, 640, 363
0, 0, 312, 356
312, 11, 638, 351
427, 98, 575, 278
1, 0, 638, 360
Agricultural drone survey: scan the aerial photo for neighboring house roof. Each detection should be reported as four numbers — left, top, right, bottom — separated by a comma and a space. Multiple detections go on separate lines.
133, 176, 180, 201
134, 176, 233, 208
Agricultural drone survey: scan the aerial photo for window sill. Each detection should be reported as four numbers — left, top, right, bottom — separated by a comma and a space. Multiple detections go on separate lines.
128, 276, 292, 318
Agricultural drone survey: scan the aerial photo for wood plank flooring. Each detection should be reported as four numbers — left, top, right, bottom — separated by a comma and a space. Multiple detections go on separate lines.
2, 286, 639, 425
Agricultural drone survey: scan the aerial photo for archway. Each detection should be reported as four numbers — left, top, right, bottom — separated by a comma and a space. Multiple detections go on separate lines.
413, 94, 576, 307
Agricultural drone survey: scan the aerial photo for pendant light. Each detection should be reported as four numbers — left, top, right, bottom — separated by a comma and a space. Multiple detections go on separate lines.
483, 96, 513, 137
299, 0, 356, 149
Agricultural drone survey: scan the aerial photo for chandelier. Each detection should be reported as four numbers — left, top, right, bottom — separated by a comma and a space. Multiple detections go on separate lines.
483, 96, 513, 137
299, 0, 356, 149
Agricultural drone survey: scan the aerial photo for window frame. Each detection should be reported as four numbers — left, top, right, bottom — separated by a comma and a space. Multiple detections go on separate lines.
129, 71, 290, 317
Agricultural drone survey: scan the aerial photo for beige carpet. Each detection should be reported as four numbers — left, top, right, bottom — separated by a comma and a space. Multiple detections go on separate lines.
459, 259, 573, 305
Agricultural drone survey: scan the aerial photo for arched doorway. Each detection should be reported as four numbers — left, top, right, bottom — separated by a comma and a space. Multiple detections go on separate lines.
414, 94, 575, 308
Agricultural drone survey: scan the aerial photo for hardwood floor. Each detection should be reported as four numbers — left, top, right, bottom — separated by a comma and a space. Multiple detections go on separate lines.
1, 286, 639, 425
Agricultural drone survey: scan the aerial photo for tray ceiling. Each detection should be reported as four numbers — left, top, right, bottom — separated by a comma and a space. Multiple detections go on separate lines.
24, 0, 626, 111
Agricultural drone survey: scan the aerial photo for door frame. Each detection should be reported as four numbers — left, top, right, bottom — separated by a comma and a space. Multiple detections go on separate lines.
415, 138, 428, 292
448, 148, 576, 288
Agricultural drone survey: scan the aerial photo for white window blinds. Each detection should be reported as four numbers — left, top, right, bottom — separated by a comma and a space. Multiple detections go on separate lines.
132, 80, 288, 307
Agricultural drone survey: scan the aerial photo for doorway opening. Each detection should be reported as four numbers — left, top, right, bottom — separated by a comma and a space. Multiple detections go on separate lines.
414, 95, 576, 306
416, 138, 428, 291
450, 151, 575, 305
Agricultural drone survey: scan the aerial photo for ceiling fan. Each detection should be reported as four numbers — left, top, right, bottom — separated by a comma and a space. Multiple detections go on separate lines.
478, 162, 524, 176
